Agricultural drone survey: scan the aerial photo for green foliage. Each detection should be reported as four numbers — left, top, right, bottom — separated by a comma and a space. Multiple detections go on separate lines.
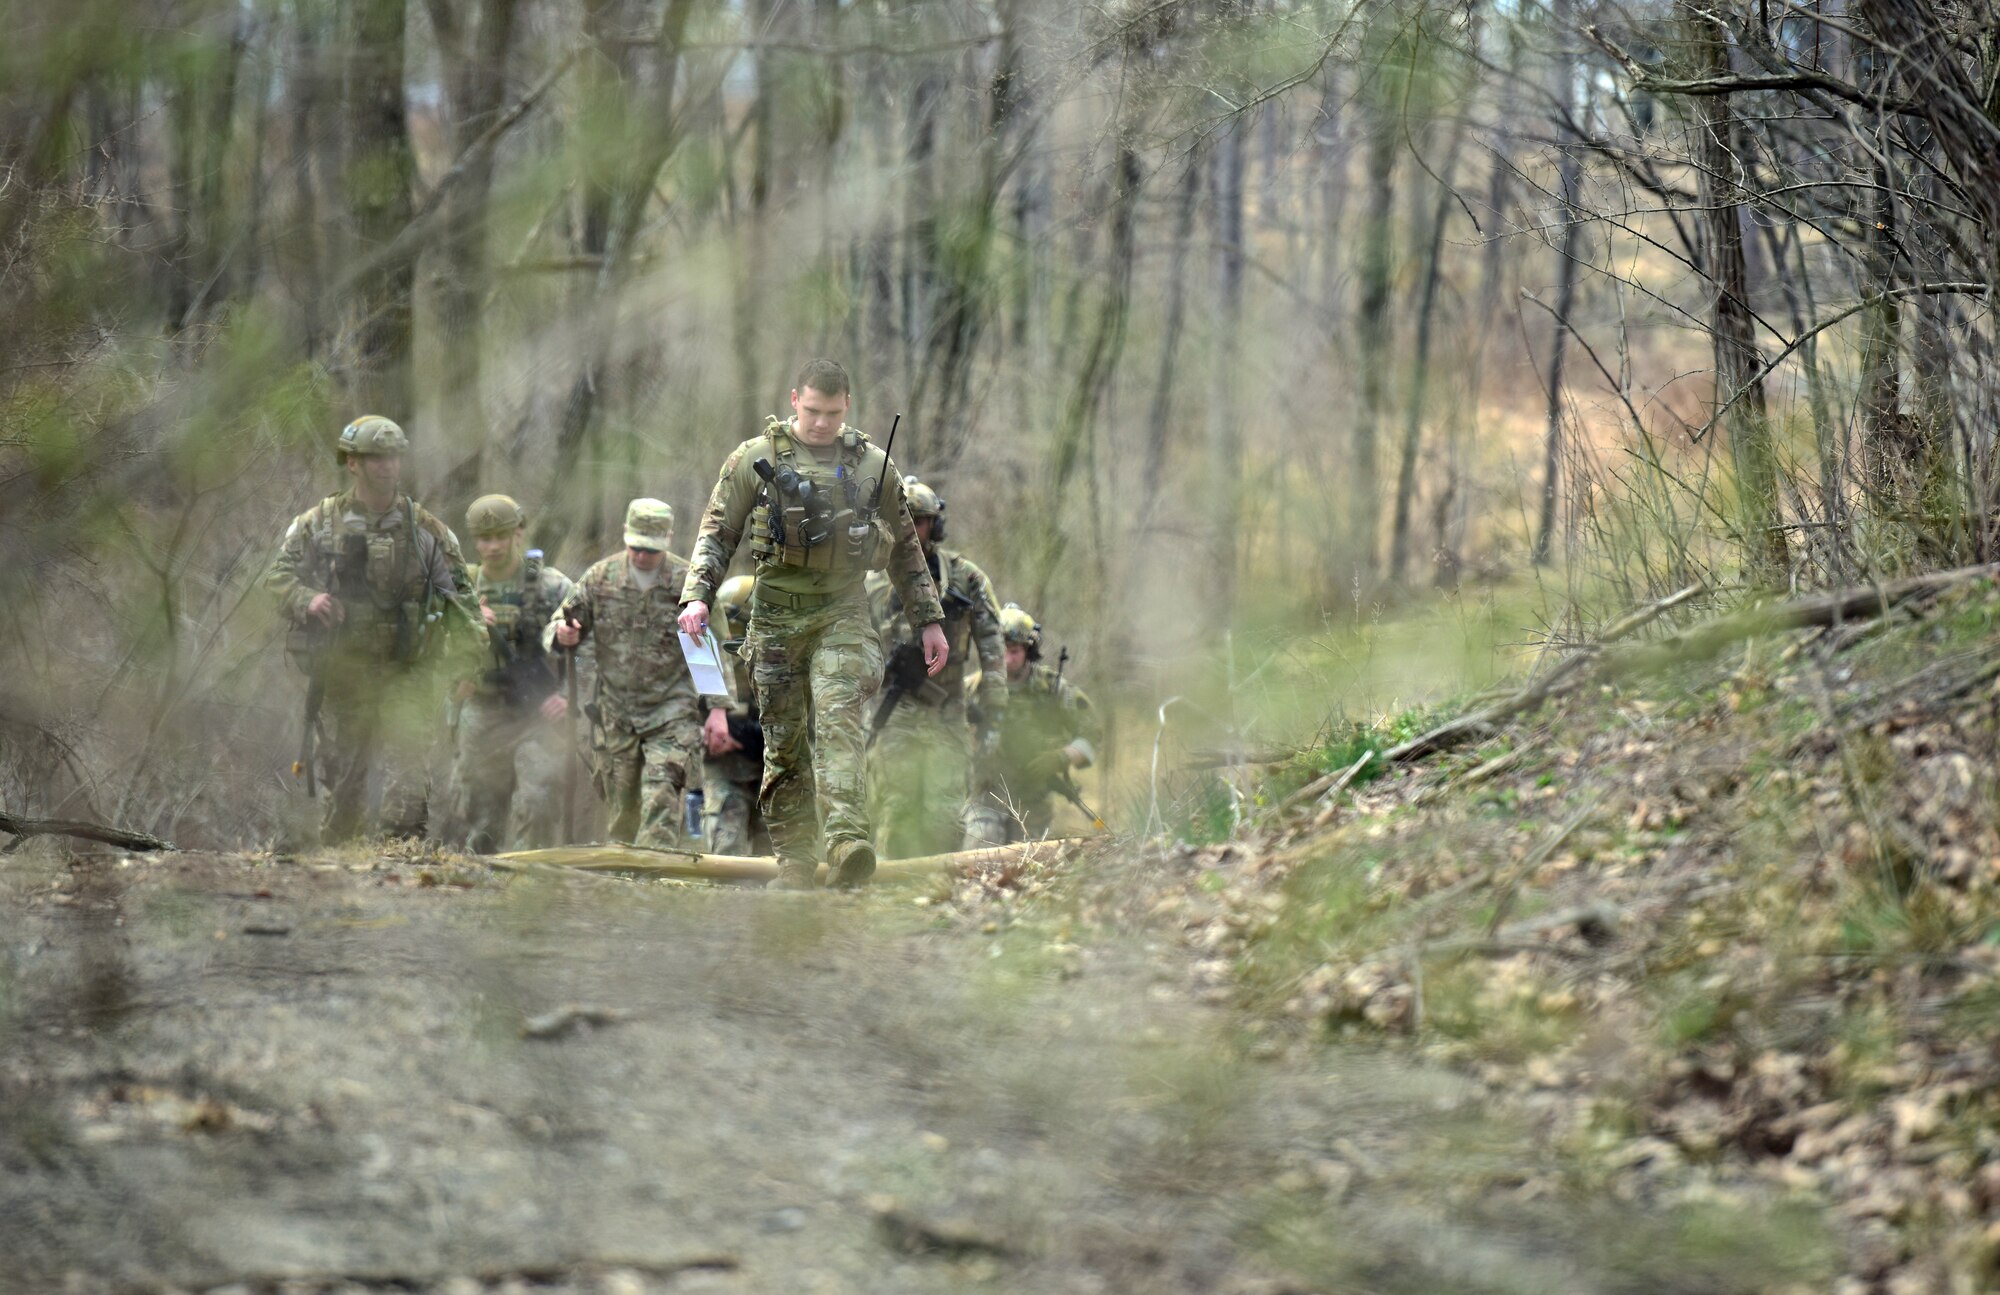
1167, 773, 1239, 845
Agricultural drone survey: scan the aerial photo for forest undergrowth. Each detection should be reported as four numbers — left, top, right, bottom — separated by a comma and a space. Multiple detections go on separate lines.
981, 574, 2000, 1294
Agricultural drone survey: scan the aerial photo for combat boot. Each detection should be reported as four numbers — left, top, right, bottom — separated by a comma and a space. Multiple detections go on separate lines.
766, 859, 818, 891
828, 838, 877, 890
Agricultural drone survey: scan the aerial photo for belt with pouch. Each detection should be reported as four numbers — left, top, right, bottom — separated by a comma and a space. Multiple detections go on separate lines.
752, 585, 850, 612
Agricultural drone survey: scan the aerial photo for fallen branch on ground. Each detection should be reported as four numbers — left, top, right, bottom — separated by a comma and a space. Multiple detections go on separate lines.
0, 809, 178, 853
491, 837, 1087, 884
1384, 565, 1997, 769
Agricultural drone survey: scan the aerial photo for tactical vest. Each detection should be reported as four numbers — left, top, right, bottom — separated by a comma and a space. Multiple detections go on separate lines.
479, 552, 549, 658
877, 551, 979, 708
297, 494, 444, 666
746, 420, 890, 574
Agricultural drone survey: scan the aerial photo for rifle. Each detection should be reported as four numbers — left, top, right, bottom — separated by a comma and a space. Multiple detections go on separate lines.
1045, 646, 1104, 829
562, 611, 580, 842
866, 638, 929, 750
294, 669, 325, 797
290, 531, 368, 795
866, 578, 975, 749
1052, 770, 1107, 832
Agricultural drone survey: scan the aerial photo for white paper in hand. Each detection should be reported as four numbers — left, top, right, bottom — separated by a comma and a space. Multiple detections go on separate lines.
679, 632, 735, 705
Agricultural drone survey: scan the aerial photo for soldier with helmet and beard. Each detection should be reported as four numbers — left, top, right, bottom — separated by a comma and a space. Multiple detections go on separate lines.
450, 494, 577, 853
962, 605, 1099, 846
265, 415, 483, 843
864, 476, 1008, 859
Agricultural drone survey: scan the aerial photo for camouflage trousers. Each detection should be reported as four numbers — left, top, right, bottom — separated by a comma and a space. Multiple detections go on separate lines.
315, 661, 439, 844
702, 757, 767, 856
746, 591, 883, 869
868, 703, 971, 860
593, 707, 700, 849
453, 695, 568, 854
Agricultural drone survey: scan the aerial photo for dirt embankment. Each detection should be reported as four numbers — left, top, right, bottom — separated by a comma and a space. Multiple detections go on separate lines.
1170, 575, 2000, 1295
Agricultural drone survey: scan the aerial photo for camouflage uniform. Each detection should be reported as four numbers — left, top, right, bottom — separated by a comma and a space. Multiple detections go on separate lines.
549, 528, 700, 850
701, 583, 768, 856
864, 549, 1007, 859
454, 552, 576, 853
266, 488, 481, 843
682, 416, 943, 883
963, 663, 1099, 846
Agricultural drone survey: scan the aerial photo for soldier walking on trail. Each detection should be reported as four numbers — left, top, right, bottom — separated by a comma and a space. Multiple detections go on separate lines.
678, 359, 948, 891
865, 477, 1007, 859
450, 495, 576, 854
265, 416, 483, 844
963, 605, 1100, 847
549, 499, 701, 849
699, 576, 769, 856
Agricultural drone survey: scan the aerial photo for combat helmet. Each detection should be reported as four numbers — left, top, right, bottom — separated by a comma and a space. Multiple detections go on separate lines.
336, 415, 409, 462
717, 575, 754, 619
903, 475, 947, 543
1000, 603, 1041, 659
466, 494, 526, 537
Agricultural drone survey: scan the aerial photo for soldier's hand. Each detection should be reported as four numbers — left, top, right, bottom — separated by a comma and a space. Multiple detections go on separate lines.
679, 600, 710, 642
554, 619, 582, 648
540, 694, 568, 721
920, 621, 949, 677
704, 707, 741, 756
1026, 748, 1069, 784
307, 592, 344, 626
480, 597, 497, 626
453, 679, 476, 703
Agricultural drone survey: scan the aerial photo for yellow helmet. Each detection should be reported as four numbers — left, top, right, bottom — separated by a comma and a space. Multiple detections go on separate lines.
717, 575, 754, 616
999, 603, 1040, 649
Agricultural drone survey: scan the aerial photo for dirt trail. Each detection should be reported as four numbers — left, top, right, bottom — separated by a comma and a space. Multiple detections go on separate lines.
2, 847, 1788, 1295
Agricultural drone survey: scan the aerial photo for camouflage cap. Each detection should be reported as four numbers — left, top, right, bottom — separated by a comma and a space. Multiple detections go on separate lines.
717, 574, 754, 614
623, 497, 674, 551
466, 494, 525, 536
336, 415, 409, 458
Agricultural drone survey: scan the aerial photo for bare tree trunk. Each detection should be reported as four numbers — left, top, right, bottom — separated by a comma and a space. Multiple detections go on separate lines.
1036, 141, 1140, 606
286, 1, 329, 358
1437, 16, 1520, 587
1349, 65, 1396, 593
1533, 0, 1584, 568
427, 0, 520, 512
1858, 147, 1903, 500
1531, 196, 1581, 569
1207, 111, 1246, 628
1684, 1, 1785, 575
342, 0, 416, 419
1137, 150, 1201, 534
1388, 110, 1470, 586
537, 0, 698, 562
167, 13, 247, 332
735, 0, 779, 435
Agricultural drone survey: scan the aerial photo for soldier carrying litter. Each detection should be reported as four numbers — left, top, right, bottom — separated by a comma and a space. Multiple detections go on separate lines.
865, 476, 1008, 859
678, 359, 948, 891
963, 605, 1100, 846
549, 499, 702, 849
265, 415, 483, 843
699, 575, 769, 856
451, 494, 576, 853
